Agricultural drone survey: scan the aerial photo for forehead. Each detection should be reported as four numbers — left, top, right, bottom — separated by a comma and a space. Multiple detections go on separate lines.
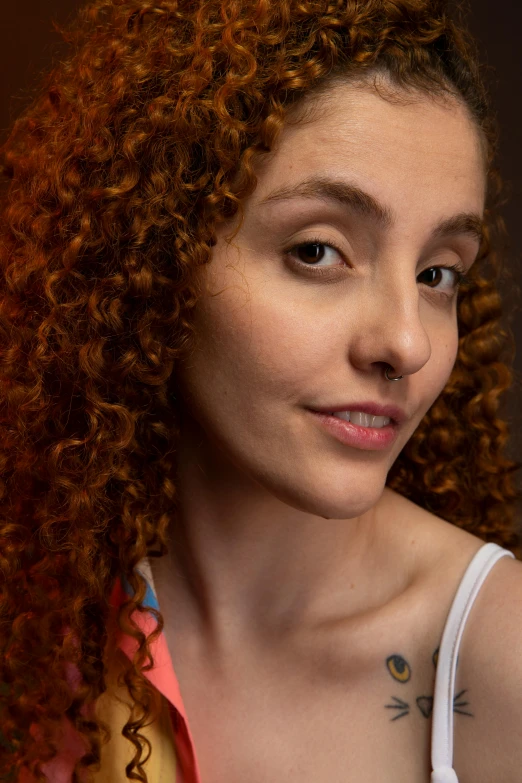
253, 81, 486, 219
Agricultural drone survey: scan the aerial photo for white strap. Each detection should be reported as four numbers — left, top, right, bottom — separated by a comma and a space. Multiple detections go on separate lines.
431, 766, 459, 783
431, 542, 515, 780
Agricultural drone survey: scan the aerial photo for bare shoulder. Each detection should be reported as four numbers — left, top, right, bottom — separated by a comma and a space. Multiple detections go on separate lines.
453, 545, 522, 780
393, 492, 522, 779
378, 491, 522, 777
459, 549, 522, 700
381, 490, 522, 776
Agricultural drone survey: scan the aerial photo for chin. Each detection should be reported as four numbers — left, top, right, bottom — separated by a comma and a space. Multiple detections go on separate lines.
270, 479, 386, 521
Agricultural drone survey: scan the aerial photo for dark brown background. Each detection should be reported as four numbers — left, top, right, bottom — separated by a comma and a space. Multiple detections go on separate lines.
1, 2, 521, 487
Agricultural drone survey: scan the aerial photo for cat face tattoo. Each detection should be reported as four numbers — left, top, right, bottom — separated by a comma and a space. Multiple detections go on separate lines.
384, 649, 473, 721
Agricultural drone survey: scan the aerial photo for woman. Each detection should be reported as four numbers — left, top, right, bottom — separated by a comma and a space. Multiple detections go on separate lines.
1, 0, 521, 781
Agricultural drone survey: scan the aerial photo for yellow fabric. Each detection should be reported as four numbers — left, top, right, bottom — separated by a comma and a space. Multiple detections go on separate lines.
90, 646, 179, 783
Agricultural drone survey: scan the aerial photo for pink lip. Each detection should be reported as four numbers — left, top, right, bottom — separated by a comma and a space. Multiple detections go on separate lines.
310, 401, 406, 424
308, 410, 399, 451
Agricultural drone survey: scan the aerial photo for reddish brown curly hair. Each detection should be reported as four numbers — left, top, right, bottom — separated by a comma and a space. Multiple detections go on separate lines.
1, 0, 521, 780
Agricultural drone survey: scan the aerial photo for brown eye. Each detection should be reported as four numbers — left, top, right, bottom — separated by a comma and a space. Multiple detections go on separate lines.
386, 654, 411, 683
296, 243, 329, 264
417, 263, 468, 295
286, 237, 347, 269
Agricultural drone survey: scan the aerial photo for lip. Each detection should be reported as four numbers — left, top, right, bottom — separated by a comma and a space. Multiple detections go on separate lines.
307, 410, 400, 451
309, 401, 406, 424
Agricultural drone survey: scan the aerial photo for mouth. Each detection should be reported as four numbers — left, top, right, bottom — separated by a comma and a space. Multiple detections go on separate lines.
308, 403, 406, 425
307, 409, 400, 451
311, 410, 395, 428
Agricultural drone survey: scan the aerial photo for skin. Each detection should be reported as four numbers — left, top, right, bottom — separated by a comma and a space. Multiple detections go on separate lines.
151, 79, 486, 662
142, 79, 522, 782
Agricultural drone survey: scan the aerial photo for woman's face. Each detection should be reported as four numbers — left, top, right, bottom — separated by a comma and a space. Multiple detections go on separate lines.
175, 81, 486, 520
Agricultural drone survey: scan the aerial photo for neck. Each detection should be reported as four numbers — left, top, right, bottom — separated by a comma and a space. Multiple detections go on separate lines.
150, 417, 410, 656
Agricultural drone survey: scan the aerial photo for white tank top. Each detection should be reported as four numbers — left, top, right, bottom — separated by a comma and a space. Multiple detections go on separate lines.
430, 542, 515, 782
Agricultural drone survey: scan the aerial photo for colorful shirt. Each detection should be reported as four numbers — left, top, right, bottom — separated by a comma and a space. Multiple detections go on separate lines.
21, 557, 200, 783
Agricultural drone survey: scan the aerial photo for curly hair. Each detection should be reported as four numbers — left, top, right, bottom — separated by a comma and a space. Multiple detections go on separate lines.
1, 0, 521, 780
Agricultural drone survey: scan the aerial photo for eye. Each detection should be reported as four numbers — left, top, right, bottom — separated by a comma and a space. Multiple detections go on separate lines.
285, 238, 346, 269
418, 264, 470, 296
286, 238, 471, 296
386, 654, 411, 683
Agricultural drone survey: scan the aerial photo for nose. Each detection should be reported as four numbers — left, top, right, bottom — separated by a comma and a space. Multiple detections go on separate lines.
349, 269, 433, 380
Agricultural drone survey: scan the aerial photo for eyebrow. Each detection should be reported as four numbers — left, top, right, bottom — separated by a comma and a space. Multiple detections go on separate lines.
256, 175, 484, 244
431, 213, 483, 244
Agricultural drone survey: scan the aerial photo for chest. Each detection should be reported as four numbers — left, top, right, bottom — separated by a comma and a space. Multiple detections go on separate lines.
168, 639, 438, 783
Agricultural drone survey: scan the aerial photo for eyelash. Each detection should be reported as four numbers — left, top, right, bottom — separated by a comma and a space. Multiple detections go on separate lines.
286, 237, 471, 292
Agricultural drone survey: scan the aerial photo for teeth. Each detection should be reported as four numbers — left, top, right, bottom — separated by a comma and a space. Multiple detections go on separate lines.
332, 411, 391, 428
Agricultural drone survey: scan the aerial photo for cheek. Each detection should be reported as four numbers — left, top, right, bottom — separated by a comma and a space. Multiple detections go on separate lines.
441, 324, 460, 370
182, 276, 330, 419
426, 326, 460, 399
